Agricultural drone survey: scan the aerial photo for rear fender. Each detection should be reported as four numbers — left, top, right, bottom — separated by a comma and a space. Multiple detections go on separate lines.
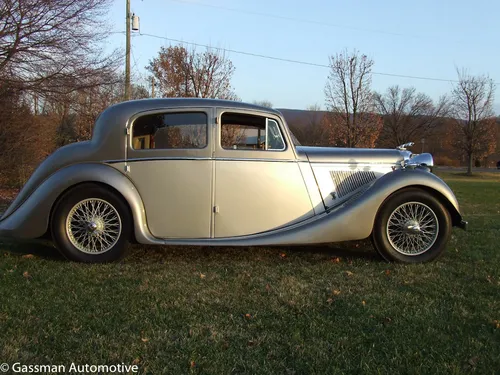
0, 163, 157, 243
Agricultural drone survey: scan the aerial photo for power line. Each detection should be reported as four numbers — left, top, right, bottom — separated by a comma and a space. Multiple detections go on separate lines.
167, 0, 462, 43
138, 32, 461, 83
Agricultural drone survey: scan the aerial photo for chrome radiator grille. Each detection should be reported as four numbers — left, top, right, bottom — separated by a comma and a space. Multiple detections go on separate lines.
330, 170, 376, 198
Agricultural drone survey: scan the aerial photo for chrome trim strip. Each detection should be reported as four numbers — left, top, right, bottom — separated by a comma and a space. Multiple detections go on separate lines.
105, 157, 300, 163
215, 157, 297, 163
105, 157, 213, 163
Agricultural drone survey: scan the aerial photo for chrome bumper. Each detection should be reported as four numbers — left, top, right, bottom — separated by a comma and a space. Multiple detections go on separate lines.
458, 220, 468, 231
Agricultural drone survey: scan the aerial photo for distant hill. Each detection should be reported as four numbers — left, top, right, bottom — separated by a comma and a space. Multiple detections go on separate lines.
276, 108, 328, 127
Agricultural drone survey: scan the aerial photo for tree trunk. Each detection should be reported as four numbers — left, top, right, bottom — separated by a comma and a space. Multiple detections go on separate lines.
467, 153, 473, 175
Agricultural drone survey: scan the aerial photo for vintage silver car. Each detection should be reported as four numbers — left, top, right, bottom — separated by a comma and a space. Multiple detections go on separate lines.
0, 99, 467, 263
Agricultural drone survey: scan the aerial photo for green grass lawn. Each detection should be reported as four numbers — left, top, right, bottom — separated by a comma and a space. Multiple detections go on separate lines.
1, 172, 499, 374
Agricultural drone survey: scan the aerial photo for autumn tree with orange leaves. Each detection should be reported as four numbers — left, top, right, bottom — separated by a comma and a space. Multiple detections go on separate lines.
147, 45, 238, 100
324, 50, 382, 148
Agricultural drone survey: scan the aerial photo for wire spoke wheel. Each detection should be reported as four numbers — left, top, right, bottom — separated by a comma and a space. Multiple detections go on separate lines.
386, 201, 439, 256
66, 198, 122, 254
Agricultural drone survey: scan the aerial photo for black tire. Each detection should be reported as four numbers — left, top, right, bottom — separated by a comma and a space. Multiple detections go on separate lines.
51, 183, 131, 263
372, 188, 452, 263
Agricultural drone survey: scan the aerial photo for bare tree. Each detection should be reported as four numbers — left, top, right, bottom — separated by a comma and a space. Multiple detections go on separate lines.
147, 45, 238, 100
324, 50, 382, 148
451, 69, 496, 175
0, 0, 120, 95
374, 86, 449, 147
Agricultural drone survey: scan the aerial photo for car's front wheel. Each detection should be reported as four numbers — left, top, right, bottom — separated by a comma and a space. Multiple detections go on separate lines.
51, 184, 130, 262
372, 188, 451, 263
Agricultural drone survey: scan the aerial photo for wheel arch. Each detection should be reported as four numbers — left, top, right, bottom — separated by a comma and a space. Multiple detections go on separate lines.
48, 181, 137, 243
373, 184, 462, 233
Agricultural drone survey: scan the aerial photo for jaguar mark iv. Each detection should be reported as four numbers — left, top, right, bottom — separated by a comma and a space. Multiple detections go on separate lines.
0, 99, 467, 263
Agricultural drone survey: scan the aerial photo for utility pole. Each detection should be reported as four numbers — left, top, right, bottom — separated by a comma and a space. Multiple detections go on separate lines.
124, 0, 131, 101
151, 76, 155, 98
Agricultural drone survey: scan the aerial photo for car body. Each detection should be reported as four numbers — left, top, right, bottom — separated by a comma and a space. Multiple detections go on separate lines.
0, 98, 467, 262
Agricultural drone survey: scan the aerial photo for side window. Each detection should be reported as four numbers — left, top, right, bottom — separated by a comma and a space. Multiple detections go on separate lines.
220, 113, 285, 151
267, 119, 285, 150
132, 112, 207, 149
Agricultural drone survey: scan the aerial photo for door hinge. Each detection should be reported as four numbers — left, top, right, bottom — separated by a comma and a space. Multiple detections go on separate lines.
213, 205, 219, 213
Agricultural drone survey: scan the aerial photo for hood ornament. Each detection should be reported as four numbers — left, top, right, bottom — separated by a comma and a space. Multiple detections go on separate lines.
396, 142, 414, 151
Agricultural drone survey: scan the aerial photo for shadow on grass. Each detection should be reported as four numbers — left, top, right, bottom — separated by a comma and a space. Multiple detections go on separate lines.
1, 236, 382, 264
127, 240, 382, 264
0, 237, 65, 261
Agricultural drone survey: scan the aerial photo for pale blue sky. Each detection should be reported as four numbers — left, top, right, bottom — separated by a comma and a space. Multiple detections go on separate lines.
106, 0, 499, 111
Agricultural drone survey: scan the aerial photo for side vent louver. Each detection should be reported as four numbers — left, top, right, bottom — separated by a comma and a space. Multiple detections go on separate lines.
330, 170, 376, 198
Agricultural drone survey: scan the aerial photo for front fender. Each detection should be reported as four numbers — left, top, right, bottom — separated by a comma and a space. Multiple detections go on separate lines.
0, 163, 156, 243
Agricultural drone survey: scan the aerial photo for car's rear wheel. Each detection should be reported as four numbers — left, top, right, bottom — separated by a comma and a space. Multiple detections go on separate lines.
372, 188, 451, 263
51, 184, 130, 262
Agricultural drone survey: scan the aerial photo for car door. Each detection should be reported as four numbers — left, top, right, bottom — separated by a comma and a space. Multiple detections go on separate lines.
213, 109, 314, 238
127, 108, 213, 238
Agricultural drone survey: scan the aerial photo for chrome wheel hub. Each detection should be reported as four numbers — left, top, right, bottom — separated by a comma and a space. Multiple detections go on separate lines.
66, 198, 122, 254
405, 220, 421, 235
386, 202, 439, 256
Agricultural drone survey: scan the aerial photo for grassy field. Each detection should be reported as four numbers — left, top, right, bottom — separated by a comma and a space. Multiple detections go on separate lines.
0, 172, 499, 374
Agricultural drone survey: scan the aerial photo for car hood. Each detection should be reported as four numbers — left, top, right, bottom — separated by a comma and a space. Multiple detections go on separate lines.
296, 146, 405, 165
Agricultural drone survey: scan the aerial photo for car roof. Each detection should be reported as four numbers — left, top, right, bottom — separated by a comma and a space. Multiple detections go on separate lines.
106, 97, 282, 116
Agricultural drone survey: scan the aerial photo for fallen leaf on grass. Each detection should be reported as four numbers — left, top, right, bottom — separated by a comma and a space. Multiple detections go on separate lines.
493, 320, 500, 329
132, 358, 141, 365
345, 271, 354, 277
468, 356, 479, 368
22, 271, 31, 279
332, 289, 341, 296
331, 257, 341, 263
200, 273, 206, 279
22, 254, 35, 259
265, 283, 271, 291
362, 300, 366, 306
385, 269, 391, 276
190, 361, 196, 368
326, 298, 334, 304
244, 313, 252, 319
141, 337, 149, 342
279, 253, 286, 259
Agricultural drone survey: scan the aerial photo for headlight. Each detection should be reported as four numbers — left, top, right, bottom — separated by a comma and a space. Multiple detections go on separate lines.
403, 153, 434, 171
